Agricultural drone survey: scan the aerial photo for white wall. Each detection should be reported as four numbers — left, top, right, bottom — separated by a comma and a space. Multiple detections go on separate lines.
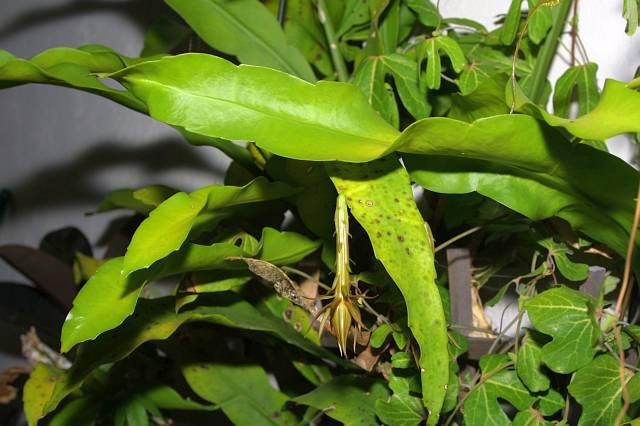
441, 0, 640, 161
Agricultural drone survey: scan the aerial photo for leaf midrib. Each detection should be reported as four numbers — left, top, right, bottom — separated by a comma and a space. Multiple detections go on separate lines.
134, 76, 393, 150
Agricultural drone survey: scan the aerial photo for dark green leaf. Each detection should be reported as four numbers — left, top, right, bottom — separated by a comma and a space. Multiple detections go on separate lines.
375, 370, 425, 426
516, 331, 549, 392
165, 0, 315, 81
295, 375, 389, 426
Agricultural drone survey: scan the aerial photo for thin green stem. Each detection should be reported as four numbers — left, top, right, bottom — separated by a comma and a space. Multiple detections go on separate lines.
317, 0, 348, 82
525, 0, 574, 104
434, 226, 482, 253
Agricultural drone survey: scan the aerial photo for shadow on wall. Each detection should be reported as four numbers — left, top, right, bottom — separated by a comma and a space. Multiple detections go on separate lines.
7, 138, 227, 215
0, 0, 172, 41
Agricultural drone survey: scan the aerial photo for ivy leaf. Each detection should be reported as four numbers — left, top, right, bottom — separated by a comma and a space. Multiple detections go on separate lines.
513, 408, 553, 426
295, 375, 389, 426
527, 0, 553, 44
463, 354, 535, 426
624, 0, 639, 36
375, 370, 426, 426
516, 330, 550, 392
553, 63, 600, 118
381, 54, 431, 119
165, 0, 315, 81
405, 0, 439, 27
526, 286, 599, 373
568, 354, 640, 425
418, 36, 466, 90
537, 237, 589, 281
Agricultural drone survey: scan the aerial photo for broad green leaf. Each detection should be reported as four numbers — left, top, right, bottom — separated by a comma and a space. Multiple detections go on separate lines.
418, 36, 466, 90
139, 385, 218, 411
327, 156, 449, 425
512, 78, 640, 141
568, 354, 640, 426
463, 354, 535, 426
527, 0, 553, 44
123, 191, 207, 275
63, 224, 308, 351
516, 331, 549, 392
123, 177, 295, 275
256, 227, 321, 265
61, 243, 243, 351
295, 375, 389, 426
0, 45, 145, 112
457, 63, 491, 96
403, 114, 639, 259
96, 185, 178, 214
552, 63, 600, 118
624, 0, 639, 36
165, 0, 315, 81
169, 331, 295, 425
375, 370, 425, 425
381, 54, 431, 119
501, 0, 523, 45
526, 286, 599, 373
406, 0, 439, 27
351, 56, 399, 126
179, 129, 257, 175
109, 54, 399, 162
35, 294, 350, 423
336, 0, 371, 37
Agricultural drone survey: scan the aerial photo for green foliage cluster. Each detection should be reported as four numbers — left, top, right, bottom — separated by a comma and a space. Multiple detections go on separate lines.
2, 0, 640, 424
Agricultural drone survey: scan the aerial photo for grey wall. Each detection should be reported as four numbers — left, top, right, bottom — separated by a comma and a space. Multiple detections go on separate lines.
0, 0, 230, 284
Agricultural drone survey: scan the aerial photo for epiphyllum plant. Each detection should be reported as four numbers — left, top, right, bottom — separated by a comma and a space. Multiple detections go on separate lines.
2, 0, 640, 424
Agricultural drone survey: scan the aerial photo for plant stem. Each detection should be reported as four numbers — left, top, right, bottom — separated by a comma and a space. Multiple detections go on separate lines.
525, 0, 573, 104
317, 0, 348, 82
615, 182, 640, 317
614, 326, 631, 425
434, 226, 482, 253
